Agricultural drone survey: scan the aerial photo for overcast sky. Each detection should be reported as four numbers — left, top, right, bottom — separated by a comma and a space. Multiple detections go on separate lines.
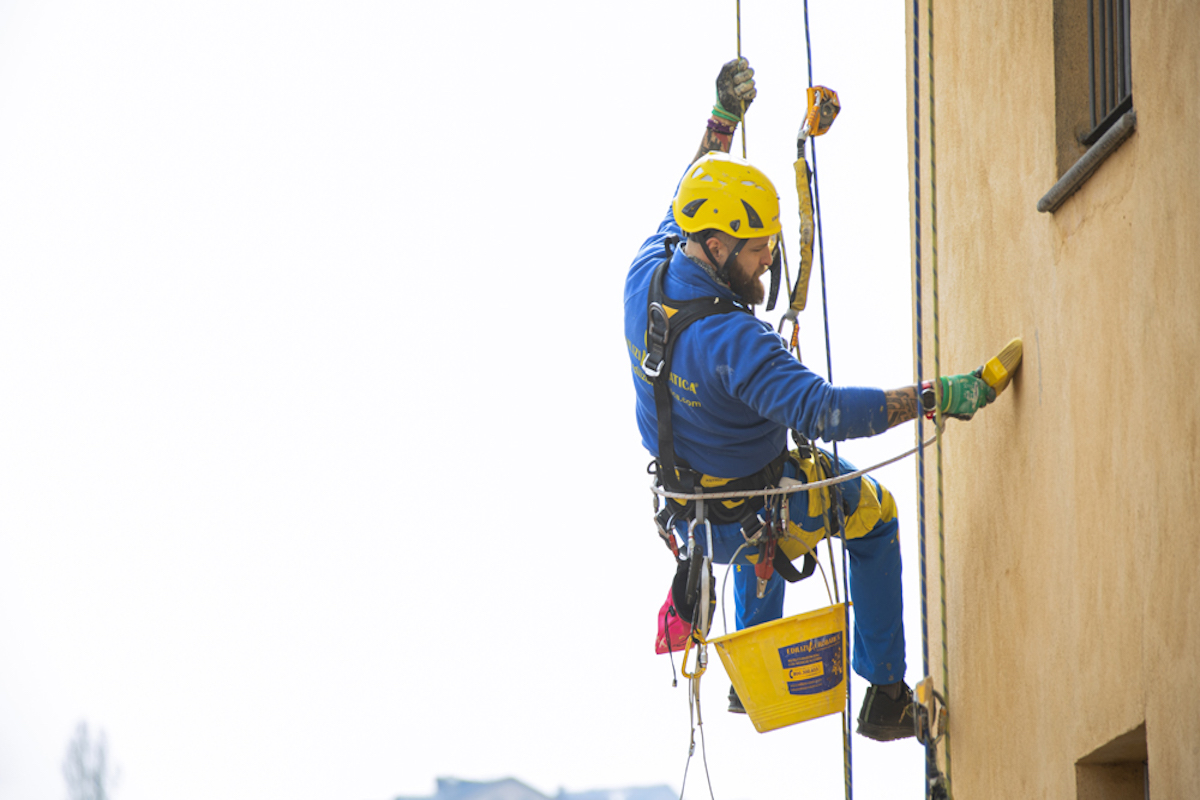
0, 2, 927, 799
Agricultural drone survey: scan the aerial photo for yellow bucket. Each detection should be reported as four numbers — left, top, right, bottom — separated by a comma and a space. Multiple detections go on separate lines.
711, 603, 850, 733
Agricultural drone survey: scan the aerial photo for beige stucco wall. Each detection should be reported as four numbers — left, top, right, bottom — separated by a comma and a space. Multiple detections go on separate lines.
906, 0, 1200, 797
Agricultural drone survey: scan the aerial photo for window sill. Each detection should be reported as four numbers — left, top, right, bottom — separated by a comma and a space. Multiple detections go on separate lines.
1038, 110, 1138, 213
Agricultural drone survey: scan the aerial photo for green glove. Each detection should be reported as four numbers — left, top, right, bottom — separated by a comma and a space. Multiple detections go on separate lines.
924, 373, 997, 421
714, 58, 756, 121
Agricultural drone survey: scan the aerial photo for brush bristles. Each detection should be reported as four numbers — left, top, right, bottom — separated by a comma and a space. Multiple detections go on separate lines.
996, 338, 1023, 372
982, 337, 1023, 394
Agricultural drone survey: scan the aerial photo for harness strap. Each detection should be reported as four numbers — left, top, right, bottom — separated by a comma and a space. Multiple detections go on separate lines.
743, 499, 817, 584
775, 544, 816, 582
643, 238, 744, 495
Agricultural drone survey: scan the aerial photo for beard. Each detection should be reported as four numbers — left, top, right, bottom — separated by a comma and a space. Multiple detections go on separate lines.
729, 267, 766, 305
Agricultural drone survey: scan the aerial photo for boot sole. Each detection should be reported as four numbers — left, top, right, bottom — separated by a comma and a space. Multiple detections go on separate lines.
856, 721, 916, 742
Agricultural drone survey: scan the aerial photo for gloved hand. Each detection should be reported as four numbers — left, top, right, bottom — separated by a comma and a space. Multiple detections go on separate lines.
926, 373, 996, 421
714, 58, 756, 121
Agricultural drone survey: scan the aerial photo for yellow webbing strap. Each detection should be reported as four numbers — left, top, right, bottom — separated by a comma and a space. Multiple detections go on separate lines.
791, 158, 816, 312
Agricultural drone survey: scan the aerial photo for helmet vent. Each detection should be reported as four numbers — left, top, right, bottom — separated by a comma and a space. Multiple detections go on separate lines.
680, 198, 707, 218
741, 200, 764, 229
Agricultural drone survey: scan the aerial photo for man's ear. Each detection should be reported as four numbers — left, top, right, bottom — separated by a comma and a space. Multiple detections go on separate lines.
705, 236, 725, 263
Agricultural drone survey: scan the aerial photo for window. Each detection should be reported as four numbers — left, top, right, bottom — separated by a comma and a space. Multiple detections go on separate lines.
1082, 0, 1133, 145
1076, 723, 1149, 800
1040, 0, 1136, 212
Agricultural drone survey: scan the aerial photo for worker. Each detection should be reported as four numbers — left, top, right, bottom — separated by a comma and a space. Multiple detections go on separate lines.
624, 59, 996, 742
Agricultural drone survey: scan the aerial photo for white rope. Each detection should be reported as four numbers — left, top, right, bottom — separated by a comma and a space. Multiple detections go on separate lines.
719, 530, 833, 636
652, 432, 941, 502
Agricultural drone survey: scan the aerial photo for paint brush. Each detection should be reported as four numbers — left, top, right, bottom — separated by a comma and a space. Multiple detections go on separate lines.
978, 337, 1023, 395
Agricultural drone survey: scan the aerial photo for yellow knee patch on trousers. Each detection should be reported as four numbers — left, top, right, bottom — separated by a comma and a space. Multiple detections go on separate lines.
776, 452, 898, 564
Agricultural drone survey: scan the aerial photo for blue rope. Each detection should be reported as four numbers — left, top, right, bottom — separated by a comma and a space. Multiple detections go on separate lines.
926, 0, 952, 793
912, 0, 927, 691
912, 3, 940, 796
801, 2, 852, 798
911, 1, 939, 796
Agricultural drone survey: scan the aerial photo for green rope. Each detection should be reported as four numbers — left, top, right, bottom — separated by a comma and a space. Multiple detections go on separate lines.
927, 0, 953, 794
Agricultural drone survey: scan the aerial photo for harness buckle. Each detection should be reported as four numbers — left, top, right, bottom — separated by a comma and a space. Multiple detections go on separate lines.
641, 354, 663, 379
641, 302, 670, 378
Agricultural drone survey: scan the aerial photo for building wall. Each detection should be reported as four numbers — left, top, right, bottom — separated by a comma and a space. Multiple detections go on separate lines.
905, 0, 1200, 796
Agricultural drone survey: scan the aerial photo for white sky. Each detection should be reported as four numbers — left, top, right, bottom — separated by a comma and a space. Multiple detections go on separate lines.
0, 2, 927, 799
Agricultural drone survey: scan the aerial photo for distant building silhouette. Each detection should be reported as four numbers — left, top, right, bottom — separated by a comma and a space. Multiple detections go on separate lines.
395, 777, 676, 800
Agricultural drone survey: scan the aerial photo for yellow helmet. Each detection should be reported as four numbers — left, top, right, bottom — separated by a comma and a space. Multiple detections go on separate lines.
672, 152, 781, 239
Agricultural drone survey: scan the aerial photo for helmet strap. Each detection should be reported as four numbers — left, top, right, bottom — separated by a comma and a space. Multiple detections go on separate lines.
698, 237, 748, 286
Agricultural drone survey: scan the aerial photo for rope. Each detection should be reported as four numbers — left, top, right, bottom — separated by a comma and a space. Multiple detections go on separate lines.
675, 7, 752, 796
650, 435, 937, 502
719, 530, 835, 638
911, 0, 938, 796
797, 2, 853, 798
914, 0, 951, 795
926, 0, 953, 793
678, 520, 717, 800
678, 680, 718, 800
677, 13, 746, 799
736, 0, 747, 158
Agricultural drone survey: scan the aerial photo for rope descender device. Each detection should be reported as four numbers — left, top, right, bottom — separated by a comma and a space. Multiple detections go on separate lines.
800, 85, 841, 140
679, 512, 715, 680
914, 676, 948, 746
915, 676, 951, 799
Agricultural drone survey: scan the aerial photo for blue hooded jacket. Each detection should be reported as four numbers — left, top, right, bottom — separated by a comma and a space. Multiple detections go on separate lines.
624, 202, 888, 479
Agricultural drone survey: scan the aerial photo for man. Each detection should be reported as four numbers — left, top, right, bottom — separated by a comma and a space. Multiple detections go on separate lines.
623, 59, 995, 742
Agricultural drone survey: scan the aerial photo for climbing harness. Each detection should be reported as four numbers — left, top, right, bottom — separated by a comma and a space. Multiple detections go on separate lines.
641, 238, 792, 521
641, 236, 749, 501
642, 235, 819, 644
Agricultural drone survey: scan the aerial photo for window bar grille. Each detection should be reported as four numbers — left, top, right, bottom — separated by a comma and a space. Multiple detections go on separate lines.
1084, 0, 1132, 145
1101, 0, 1109, 115
1108, 0, 1116, 110
1110, 0, 1120, 109
1088, 0, 1096, 129
1118, 0, 1128, 98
